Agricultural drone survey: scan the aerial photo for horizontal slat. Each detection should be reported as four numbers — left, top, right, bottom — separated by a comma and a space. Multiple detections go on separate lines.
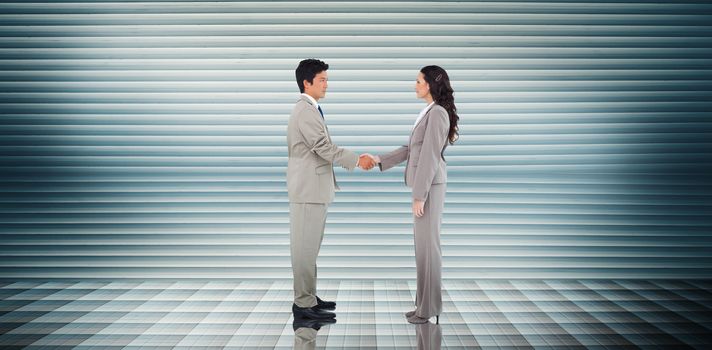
2, 134, 710, 146
2, 245, 709, 254
2, 203, 710, 216
2, 24, 712, 36
2, 59, 711, 70
3, 70, 712, 81
0, 268, 706, 280
3, 92, 712, 103
3, 103, 710, 115
0, 257, 709, 269
3, 81, 712, 93
0, 213, 709, 226
1, 2, 711, 14
2, 13, 712, 26
2, 180, 711, 193
3, 144, 712, 156
2, 223, 709, 236
4, 48, 712, 59
2, 36, 712, 48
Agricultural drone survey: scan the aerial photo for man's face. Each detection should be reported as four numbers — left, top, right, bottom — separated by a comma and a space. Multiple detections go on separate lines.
304, 71, 328, 100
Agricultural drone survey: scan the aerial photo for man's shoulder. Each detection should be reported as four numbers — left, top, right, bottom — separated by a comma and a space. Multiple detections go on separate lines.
292, 98, 310, 112
291, 99, 319, 120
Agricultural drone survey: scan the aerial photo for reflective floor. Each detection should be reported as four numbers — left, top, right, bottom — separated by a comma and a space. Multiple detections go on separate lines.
0, 280, 710, 349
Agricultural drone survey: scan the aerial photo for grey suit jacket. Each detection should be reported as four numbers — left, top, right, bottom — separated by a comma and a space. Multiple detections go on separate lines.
378, 104, 449, 201
287, 95, 359, 204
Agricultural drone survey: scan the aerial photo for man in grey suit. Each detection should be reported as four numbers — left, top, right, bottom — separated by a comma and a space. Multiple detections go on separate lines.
287, 59, 375, 320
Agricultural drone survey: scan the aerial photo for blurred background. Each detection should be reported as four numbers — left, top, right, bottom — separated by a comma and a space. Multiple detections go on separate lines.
1, 0, 711, 281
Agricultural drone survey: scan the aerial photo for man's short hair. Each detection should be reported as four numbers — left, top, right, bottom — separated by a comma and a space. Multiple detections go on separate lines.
295, 59, 329, 93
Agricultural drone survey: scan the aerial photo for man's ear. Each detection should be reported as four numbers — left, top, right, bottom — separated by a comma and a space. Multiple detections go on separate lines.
303, 79, 311, 89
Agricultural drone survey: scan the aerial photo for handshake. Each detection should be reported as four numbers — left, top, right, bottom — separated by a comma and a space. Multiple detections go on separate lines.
358, 153, 379, 171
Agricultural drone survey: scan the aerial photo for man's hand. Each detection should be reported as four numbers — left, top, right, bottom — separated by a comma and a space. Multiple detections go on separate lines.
358, 153, 377, 170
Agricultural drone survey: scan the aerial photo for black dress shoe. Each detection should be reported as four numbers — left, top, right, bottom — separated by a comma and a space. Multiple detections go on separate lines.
292, 317, 336, 331
292, 303, 336, 320
315, 296, 336, 310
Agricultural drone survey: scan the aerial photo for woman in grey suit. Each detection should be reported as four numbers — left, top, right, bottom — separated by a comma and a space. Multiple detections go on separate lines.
373, 66, 460, 324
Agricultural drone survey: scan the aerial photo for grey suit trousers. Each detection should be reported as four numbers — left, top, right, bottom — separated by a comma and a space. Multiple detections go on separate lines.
290, 202, 328, 308
414, 183, 445, 319
293, 327, 317, 350
416, 322, 442, 350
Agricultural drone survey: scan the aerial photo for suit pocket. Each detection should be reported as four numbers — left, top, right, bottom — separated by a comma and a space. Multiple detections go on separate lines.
315, 163, 331, 175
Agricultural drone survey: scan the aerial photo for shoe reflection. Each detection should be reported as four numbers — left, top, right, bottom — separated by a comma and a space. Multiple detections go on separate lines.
292, 317, 336, 350
416, 322, 442, 350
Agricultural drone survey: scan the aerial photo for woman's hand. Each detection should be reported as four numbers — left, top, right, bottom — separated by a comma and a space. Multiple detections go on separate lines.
413, 200, 425, 218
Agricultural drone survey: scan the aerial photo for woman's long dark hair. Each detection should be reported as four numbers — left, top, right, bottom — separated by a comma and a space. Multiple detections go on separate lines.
420, 65, 459, 145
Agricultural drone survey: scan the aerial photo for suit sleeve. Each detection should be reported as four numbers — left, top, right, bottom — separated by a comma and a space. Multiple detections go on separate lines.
412, 109, 449, 201
296, 109, 359, 170
377, 145, 408, 171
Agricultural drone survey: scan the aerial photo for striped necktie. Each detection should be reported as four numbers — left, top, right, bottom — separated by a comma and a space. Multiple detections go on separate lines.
317, 105, 324, 119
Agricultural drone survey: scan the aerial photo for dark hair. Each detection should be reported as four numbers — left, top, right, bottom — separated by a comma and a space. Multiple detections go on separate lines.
420, 65, 459, 145
295, 59, 329, 93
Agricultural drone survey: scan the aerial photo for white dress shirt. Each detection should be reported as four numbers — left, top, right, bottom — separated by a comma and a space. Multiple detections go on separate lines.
301, 93, 319, 111
413, 101, 435, 129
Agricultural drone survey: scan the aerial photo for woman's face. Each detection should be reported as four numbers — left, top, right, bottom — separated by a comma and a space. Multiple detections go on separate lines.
415, 72, 431, 100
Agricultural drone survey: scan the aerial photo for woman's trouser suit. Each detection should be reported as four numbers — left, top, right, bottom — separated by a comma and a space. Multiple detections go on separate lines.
377, 104, 450, 319
414, 183, 445, 318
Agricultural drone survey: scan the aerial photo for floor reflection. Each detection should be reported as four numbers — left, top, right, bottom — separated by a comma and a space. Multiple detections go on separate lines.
416, 322, 442, 350
292, 315, 336, 349
0, 280, 710, 348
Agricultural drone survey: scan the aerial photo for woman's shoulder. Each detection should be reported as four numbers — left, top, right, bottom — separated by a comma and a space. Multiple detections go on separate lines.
429, 104, 449, 120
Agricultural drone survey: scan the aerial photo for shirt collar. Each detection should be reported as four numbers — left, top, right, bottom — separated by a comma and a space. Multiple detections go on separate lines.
420, 101, 435, 115
413, 101, 435, 129
301, 93, 319, 109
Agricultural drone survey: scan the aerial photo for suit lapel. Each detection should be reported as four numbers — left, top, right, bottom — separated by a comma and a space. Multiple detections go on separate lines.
299, 96, 331, 140
410, 103, 436, 139
405, 103, 436, 183
299, 95, 313, 104
299, 95, 321, 118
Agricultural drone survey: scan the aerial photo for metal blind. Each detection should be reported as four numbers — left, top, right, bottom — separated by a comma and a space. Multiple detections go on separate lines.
1, 1, 711, 280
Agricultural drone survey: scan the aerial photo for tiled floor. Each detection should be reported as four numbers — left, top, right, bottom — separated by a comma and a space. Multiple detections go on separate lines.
0, 280, 710, 349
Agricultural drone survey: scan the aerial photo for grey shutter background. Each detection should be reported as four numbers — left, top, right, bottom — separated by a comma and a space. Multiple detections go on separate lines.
1, 1, 711, 280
